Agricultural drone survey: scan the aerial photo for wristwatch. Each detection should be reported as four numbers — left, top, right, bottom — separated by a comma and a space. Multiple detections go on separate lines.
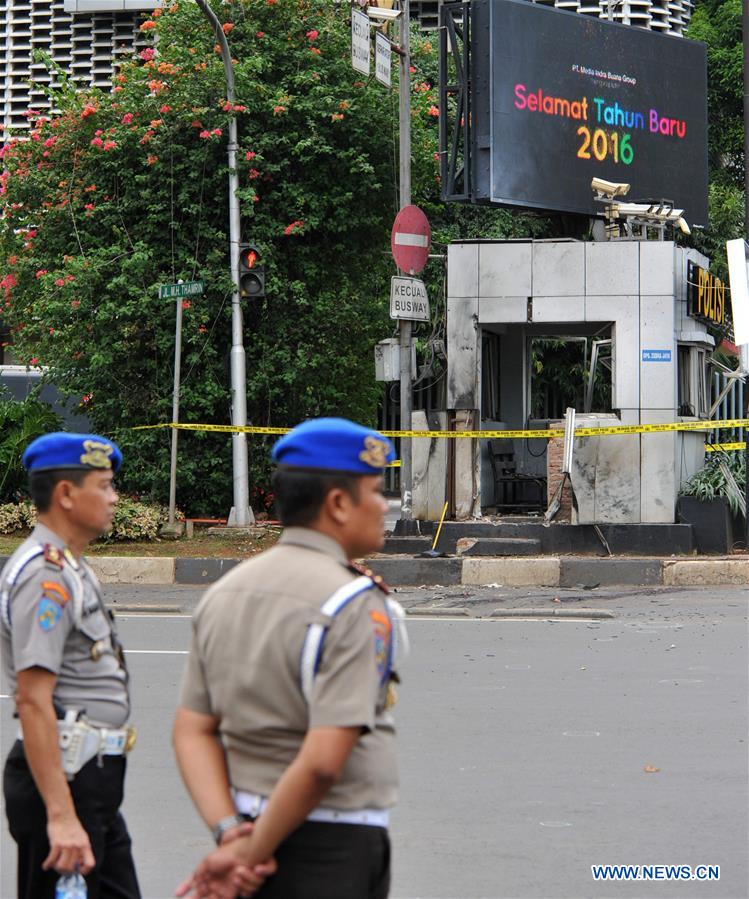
211, 814, 246, 845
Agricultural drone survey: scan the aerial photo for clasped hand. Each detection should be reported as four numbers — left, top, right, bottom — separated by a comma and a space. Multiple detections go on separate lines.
175, 822, 276, 899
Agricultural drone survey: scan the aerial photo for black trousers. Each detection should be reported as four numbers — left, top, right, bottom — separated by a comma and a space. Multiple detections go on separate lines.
3, 740, 141, 899
253, 819, 390, 899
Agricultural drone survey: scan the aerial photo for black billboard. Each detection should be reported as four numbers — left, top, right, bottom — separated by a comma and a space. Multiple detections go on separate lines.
466, 0, 708, 224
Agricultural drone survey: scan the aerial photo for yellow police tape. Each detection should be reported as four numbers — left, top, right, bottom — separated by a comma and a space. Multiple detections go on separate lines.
134, 418, 748, 442
706, 442, 746, 452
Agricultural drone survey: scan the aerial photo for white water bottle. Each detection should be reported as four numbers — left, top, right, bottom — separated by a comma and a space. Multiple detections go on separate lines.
55, 872, 87, 899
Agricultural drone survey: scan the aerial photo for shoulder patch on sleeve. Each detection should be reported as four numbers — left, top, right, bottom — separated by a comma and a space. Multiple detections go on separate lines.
37, 597, 63, 631
41, 581, 70, 606
370, 609, 393, 684
42, 544, 65, 570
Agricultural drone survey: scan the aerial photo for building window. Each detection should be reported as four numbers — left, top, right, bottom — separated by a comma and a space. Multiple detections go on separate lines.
677, 344, 708, 418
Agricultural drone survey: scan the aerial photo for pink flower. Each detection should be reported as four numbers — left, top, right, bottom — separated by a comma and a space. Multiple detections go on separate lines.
90, 137, 103, 147
248, 168, 260, 179
256, 31, 265, 37
54, 278, 66, 287
49, 328, 55, 335
310, 47, 321, 56
199, 130, 211, 139
428, 105, 439, 117
80, 104, 97, 118
95, 129, 103, 137
84, 203, 95, 210
36, 270, 48, 279
159, 104, 171, 113
283, 220, 304, 236
246, 151, 257, 161
29, 357, 39, 366
121, 113, 134, 124
103, 140, 117, 151
306, 29, 319, 41
139, 47, 155, 61
211, 128, 222, 136
182, 300, 191, 310
43, 137, 57, 148
71, 300, 81, 309
147, 155, 159, 165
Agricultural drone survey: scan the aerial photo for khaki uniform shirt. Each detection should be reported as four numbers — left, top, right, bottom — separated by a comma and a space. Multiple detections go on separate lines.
179, 527, 399, 811
0, 523, 130, 727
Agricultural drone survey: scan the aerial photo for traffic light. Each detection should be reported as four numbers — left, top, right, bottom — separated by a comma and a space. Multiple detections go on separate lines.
238, 243, 265, 298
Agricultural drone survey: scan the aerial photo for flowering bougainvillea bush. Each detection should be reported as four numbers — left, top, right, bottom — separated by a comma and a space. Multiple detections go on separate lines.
0, 1, 546, 513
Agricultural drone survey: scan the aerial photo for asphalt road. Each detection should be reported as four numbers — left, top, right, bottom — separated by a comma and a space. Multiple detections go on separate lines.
1, 586, 747, 899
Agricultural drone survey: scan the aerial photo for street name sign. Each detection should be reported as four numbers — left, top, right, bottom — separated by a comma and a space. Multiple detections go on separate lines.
159, 280, 204, 300
391, 205, 431, 275
375, 33, 391, 88
390, 276, 430, 321
351, 9, 370, 76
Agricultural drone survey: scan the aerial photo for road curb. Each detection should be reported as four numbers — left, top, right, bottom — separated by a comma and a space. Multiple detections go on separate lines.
2, 554, 747, 587
490, 608, 615, 619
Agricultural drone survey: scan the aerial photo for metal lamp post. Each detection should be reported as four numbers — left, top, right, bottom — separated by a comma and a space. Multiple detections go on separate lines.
194, 0, 253, 527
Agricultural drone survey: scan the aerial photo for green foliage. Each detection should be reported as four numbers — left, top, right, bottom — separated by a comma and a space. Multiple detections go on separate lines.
685, 0, 744, 294
0, 495, 173, 540
0, 0, 400, 514
102, 496, 171, 541
0, 391, 61, 502
530, 338, 612, 419
680, 452, 746, 515
687, 0, 743, 190
0, 501, 37, 534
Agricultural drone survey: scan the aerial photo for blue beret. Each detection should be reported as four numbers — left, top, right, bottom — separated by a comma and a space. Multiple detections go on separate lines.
23, 432, 122, 474
272, 418, 395, 475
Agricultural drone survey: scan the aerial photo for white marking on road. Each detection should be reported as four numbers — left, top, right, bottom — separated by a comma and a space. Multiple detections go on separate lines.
540, 821, 572, 827
118, 614, 192, 619
115, 612, 602, 624
657, 678, 703, 684
563, 731, 601, 737
505, 664, 531, 670
124, 650, 188, 655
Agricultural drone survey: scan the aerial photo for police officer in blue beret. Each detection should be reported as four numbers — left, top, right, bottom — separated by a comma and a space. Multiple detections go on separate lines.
1, 432, 141, 899
174, 418, 408, 899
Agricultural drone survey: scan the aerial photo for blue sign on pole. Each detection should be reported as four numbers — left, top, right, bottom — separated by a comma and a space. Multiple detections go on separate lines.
642, 349, 672, 362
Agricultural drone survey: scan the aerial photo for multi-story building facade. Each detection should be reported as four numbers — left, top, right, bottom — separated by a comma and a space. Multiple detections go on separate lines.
1, 0, 152, 134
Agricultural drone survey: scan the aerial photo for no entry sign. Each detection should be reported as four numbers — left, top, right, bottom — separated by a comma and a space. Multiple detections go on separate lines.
391, 205, 431, 276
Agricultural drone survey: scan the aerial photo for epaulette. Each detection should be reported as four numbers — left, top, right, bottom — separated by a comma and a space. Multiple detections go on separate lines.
347, 561, 389, 595
42, 544, 65, 570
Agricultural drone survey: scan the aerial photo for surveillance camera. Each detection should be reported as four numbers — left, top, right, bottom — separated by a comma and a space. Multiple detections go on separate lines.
366, 6, 401, 19
591, 177, 631, 198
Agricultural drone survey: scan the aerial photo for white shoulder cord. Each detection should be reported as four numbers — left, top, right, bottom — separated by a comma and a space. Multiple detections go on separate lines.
299, 576, 374, 703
